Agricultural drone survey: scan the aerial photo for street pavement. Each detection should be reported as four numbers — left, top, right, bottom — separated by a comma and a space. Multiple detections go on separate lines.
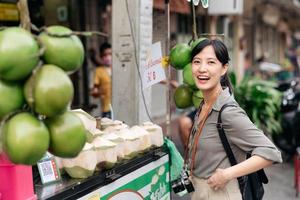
160, 116, 298, 200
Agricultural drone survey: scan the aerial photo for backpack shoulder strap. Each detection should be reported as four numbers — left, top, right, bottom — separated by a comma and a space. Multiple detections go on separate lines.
217, 104, 247, 193
217, 104, 238, 166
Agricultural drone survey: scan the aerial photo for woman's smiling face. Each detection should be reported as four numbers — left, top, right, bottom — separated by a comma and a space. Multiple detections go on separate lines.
192, 45, 228, 92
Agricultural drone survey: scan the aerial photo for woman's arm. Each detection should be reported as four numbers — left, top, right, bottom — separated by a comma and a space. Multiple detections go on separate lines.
206, 105, 281, 190
224, 155, 272, 180
207, 155, 272, 190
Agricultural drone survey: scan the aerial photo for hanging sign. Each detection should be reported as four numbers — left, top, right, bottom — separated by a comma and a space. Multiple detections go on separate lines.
142, 42, 166, 89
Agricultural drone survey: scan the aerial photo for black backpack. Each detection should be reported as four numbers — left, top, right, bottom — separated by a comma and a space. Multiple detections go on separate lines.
217, 104, 269, 200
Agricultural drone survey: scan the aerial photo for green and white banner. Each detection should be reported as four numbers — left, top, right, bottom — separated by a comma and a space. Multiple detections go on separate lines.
79, 155, 170, 200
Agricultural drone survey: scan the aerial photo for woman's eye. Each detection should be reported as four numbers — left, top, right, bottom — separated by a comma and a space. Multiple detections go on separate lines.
208, 61, 215, 65
193, 60, 200, 64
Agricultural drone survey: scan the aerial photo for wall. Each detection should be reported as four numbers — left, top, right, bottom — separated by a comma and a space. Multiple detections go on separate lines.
43, 0, 69, 26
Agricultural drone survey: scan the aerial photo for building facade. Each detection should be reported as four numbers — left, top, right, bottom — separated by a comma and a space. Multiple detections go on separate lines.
1, 0, 300, 120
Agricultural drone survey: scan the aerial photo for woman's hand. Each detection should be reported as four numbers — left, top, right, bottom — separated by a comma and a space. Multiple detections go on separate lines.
207, 155, 273, 191
207, 168, 232, 190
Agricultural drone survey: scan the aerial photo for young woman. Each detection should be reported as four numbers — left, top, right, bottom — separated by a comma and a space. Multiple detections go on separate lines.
188, 39, 282, 200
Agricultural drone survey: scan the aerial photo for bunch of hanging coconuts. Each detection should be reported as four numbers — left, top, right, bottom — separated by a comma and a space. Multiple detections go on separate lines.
0, 26, 87, 165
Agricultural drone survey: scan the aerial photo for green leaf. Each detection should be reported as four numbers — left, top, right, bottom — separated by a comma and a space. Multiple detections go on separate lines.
234, 75, 283, 136
229, 71, 237, 88
251, 109, 259, 124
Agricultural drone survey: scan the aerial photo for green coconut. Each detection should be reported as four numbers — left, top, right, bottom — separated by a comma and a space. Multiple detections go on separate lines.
0, 27, 39, 81
192, 90, 204, 108
2, 112, 50, 165
38, 26, 84, 72
0, 79, 25, 119
190, 37, 207, 50
24, 64, 74, 117
183, 63, 197, 89
174, 84, 193, 109
169, 43, 191, 70
46, 111, 87, 158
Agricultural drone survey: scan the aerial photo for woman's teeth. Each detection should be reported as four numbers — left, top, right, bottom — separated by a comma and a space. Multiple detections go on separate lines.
197, 76, 209, 80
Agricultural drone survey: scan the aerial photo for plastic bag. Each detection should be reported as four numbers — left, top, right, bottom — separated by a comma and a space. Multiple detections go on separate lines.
164, 138, 184, 181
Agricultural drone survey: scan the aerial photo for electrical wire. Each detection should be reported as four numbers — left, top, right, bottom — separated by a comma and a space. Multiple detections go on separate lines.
124, 0, 154, 122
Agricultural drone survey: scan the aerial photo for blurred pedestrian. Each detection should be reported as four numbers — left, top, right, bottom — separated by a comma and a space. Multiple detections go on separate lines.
287, 47, 300, 76
91, 42, 112, 118
187, 38, 282, 200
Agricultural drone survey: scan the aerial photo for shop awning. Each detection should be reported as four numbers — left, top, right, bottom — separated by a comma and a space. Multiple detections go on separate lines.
153, 0, 190, 14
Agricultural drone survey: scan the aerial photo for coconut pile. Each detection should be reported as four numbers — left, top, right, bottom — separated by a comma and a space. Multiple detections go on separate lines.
57, 110, 165, 179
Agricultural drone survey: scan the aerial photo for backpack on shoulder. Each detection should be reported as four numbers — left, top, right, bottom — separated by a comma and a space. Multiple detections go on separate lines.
217, 104, 269, 200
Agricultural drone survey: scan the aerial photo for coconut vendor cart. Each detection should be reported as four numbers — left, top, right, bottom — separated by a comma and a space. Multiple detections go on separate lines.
31, 114, 172, 200
0, 146, 170, 200
34, 146, 170, 200
0, 109, 174, 200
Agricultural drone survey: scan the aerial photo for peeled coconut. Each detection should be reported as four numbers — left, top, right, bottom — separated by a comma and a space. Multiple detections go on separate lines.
98, 117, 114, 130
24, 64, 74, 117
2, 112, 50, 165
0, 79, 25, 119
101, 132, 124, 143
72, 109, 104, 142
130, 126, 151, 151
103, 120, 128, 133
38, 25, 84, 72
62, 143, 97, 179
0, 27, 39, 81
101, 132, 125, 160
99, 118, 128, 131
46, 111, 87, 158
117, 128, 141, 159
54, 156, 65, 174
92, 137, 118, 170
141, 122, 164, 147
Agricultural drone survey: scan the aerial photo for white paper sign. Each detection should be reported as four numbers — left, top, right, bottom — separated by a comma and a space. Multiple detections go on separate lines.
142, 42, 166, 89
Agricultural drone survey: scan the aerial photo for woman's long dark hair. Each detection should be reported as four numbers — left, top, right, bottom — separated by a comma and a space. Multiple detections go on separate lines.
191, 38, 233, 94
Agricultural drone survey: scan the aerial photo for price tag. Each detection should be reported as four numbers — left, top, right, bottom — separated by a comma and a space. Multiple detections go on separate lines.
142, 42, 166, 89
37, 153, 61, 185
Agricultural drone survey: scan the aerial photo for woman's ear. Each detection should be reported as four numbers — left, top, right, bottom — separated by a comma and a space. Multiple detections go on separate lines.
221, 63, 229, 76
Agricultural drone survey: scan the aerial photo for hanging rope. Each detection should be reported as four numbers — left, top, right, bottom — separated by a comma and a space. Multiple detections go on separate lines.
17, 0, 31, 31
191, 3, 198, 40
